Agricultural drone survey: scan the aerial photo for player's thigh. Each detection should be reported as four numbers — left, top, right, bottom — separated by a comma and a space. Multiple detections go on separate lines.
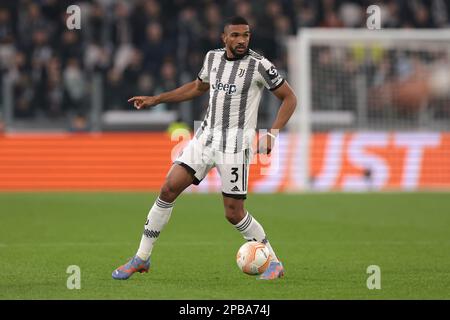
174, 138, 213, 185
216, 148, 251, 199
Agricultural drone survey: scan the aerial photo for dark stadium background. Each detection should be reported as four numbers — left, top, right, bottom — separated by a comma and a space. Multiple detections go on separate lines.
1, 0, 449, 132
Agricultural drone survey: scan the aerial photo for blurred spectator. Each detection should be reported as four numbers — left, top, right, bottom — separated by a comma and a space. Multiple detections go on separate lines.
63, 58, 86, 116
380, 1, 402, 28
84, 41, 110, 73
58, 30, 82, 66
86, 1, 106, 44
122, 49, 144, 99
157, 58, 180, 110
105, 68, 125, 110
295, 1, 318, 28
30, 29, 52, 67
69, 114, 89, 132
312, 47, 355, 111
18, 3, 51, 47
142, 21, 168, 75
177, 6, 202, 73
200, 3, 223, 53
339, 2, 363, 28
130, 0, 161, 48
46, 56, 63, 117
254, 1, 280, 60
110, 1, 132, 47
11, 52, 35, 118
0, 8, 13, 43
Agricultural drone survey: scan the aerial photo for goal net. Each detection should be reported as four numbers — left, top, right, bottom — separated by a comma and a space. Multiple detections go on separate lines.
287, 29, 450, 191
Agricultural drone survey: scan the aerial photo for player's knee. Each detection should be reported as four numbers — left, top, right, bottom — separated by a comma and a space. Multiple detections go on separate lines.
159, 182, 178, 203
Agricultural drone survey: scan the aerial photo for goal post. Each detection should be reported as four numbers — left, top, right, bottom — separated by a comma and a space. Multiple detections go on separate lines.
287, 28, 450, 192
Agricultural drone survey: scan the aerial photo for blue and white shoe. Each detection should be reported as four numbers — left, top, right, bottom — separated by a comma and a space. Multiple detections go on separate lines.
259, 261, 285, 280
112, 255, 150, 280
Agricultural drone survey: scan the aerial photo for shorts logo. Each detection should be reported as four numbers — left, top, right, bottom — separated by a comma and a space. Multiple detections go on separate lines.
231, 186, 240, 192
212, 79, 237, 95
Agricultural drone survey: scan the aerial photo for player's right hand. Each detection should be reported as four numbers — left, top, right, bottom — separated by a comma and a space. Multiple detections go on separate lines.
127, 96, 159, 109
256, 133, 275, 155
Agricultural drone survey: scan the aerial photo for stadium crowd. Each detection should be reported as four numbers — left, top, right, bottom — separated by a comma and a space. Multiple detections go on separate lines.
0, 0, 449, 130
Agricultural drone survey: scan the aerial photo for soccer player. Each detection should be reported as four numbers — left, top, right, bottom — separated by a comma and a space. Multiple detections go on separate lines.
112, 16, 297, 280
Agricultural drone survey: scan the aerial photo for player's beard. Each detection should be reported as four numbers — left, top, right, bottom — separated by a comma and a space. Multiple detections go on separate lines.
231, 45, 248, 59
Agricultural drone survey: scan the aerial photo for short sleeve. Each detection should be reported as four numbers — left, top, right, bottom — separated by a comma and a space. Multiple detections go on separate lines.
257, 58, 285, 91
197, 51, 211, 83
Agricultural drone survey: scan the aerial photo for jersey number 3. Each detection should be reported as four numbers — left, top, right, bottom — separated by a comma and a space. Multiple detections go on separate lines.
230, 167, 239, 183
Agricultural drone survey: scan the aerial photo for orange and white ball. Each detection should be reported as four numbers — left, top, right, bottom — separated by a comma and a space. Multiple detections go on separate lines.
236, 241, 271, 275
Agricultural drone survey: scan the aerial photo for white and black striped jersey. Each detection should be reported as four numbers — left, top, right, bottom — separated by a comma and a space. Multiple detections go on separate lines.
195, 48, 284, 153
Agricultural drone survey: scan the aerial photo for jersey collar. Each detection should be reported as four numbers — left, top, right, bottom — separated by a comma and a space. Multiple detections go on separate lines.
223, 49, 249, 61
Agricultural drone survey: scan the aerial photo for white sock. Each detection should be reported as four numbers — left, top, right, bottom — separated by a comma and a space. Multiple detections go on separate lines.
234, 211, 279, 262
136, 197, 174, 261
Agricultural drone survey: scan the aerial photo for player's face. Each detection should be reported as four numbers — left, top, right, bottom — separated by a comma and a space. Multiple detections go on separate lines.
223, 24, 251, 58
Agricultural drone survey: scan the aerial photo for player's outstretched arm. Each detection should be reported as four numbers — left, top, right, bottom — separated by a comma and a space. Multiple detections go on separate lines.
258, 81, 297, 154
128, 79, 209, 109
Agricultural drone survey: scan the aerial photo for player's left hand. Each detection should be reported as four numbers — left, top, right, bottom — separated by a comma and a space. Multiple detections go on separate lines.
257, 133, 276, 155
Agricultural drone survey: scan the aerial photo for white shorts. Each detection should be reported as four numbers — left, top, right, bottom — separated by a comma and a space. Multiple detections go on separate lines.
174, 138, 252, 199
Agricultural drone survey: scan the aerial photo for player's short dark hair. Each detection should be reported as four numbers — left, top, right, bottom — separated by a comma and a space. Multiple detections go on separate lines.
223, 16, 249, 30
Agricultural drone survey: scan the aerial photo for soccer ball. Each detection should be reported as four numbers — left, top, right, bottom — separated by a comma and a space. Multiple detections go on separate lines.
236, 241, 271, 275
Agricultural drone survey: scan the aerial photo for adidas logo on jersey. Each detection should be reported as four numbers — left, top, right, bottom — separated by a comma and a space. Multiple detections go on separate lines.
231, 186, 240, 192
212, 79, 237, 95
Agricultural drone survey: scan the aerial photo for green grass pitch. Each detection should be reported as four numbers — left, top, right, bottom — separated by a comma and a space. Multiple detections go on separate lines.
0, 192, 449, 299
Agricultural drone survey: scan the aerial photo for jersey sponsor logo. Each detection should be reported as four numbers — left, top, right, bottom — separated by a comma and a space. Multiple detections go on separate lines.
211, 79, 237, 95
